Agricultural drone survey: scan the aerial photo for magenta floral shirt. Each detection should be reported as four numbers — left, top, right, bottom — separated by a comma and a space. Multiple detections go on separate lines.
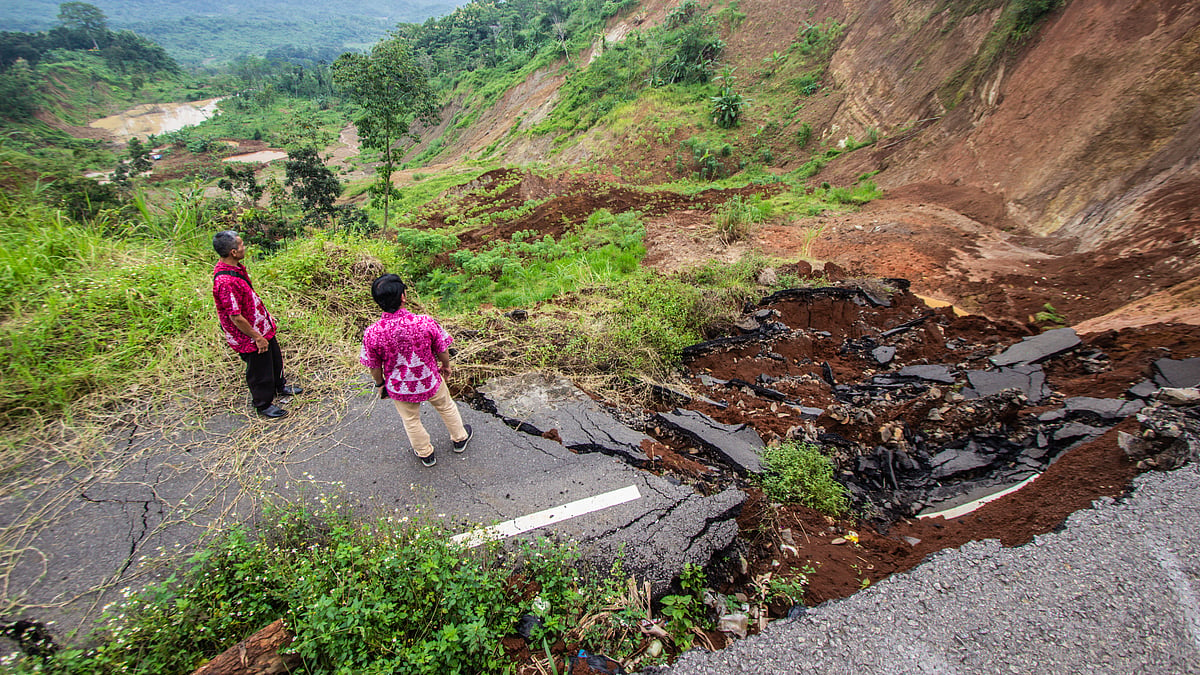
212, 262, 276, 354
359, 309, 453, 402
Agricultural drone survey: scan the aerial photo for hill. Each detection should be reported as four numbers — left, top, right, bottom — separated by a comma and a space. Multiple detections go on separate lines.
404, 0, 1199, 331
0, 0, 465, 65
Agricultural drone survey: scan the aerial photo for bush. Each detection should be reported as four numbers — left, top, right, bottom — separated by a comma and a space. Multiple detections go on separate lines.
760, 441, 849, 515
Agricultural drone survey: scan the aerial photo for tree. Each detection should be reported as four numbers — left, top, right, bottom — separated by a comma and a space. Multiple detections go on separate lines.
284, 148, 342, 223
218, 164, 265, 206
57, 2, 107, 48
332, 36, 438, 233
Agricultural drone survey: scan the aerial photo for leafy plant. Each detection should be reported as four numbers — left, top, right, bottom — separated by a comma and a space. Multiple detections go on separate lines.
768, 564, 816, 605
1032, 302, 1066, 327
759, 441, 850, 515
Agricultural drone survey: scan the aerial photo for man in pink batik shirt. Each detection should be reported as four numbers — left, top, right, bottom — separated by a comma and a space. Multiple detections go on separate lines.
212, 230, 302, 419
360, 274, 471, 467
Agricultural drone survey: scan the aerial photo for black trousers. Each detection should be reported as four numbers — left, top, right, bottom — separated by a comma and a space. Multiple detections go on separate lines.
238, 336, 287, 410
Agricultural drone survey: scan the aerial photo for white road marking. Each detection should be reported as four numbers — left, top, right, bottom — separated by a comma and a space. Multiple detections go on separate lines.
452, 484, 642, 548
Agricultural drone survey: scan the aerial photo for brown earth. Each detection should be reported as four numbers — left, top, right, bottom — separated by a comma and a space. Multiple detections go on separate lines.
408, 169, 1199, 669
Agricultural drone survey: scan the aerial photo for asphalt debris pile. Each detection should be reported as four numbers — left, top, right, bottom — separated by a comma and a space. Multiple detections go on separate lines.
667, 281, 1200, 525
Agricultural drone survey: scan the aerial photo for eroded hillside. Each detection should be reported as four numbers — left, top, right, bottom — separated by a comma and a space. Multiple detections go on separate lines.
411, 0, 1200, 330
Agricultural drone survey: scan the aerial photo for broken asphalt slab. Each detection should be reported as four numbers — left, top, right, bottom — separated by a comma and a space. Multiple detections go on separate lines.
0, 388, 742, 646
654, 409, 765, 475
989, 326, 1081, 367
476, 373, 650, 463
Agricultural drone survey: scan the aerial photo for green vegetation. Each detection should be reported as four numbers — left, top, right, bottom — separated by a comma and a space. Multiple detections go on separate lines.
712, 194, 769, 243
333, 36, 439, 232
1032, 302, 1067, 328
9, 497, 693, 674
759, 441, 850, 516
938, 0, 1064, 109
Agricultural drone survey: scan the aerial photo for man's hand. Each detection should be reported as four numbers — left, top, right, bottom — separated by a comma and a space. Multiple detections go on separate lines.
253, 335, 269, 353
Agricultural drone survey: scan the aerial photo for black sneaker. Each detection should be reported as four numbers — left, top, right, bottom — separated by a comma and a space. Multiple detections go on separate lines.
453, 425, 473, 453
419, 451, 437, 467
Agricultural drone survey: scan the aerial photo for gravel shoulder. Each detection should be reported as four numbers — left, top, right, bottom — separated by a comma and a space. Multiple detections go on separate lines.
650, 463, 1200, 674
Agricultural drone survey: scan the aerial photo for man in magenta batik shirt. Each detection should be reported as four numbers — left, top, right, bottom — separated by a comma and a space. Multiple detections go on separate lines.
360, 274, 472, 467
212, 230, 301, 419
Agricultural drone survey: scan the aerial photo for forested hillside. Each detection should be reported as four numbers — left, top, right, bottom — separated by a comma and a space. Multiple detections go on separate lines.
0, 0, 463, 64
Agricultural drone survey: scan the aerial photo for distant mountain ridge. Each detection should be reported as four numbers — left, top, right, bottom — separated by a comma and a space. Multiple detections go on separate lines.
0, 0, 465, 64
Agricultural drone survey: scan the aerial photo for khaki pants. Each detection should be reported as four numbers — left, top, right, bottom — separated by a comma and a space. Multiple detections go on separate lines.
392, 380, 468, 458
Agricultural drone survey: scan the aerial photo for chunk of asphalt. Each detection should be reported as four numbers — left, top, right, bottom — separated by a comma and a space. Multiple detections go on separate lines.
654, 409, 764, 475
872, 345, 896, 365
897, 364, 956, 384
1063, 396, 1145, 419
477, 373, 649, 463
578, 486, 745, 598
929, 441, 994, 480
1128, 379, 1160, 400
963, 365, 1049, 403
1152, 357, 1200, 388
989, 327, 1080, 367
1053, 422, 1107, 442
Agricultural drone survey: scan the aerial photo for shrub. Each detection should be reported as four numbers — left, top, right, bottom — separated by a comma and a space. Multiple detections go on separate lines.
760, 441, 849, 515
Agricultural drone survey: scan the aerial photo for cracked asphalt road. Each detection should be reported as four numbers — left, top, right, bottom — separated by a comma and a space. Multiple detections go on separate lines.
0, 388, 740, 646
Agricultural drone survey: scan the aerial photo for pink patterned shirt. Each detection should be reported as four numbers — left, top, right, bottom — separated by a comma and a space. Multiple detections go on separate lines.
359, 309, 454, 403
212, 261, 277, 354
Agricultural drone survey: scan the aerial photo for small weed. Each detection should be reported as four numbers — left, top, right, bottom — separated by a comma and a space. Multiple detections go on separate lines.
759, 441, 850, 516
712, 195, 769, 244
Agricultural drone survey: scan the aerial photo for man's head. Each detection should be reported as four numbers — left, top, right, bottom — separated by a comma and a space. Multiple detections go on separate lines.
371, 274, 407, 313
213, 230, 245, 260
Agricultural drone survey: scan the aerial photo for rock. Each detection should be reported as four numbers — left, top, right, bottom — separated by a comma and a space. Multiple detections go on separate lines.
1153, 357, 1200, 388
504, 308, 528, 321
989, 327, 1080, 367
1157, 387, 1200, 405
1126, 402, 1200, 470
734, 316, 760, 332
655, 409, 764, 474
757, 267, 778, 285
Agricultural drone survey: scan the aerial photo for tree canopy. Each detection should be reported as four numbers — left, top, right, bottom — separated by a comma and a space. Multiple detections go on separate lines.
332, 36, 438, 232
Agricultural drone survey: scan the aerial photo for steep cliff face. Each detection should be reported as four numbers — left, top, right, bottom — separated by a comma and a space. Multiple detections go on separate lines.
840, 0, 1200, 242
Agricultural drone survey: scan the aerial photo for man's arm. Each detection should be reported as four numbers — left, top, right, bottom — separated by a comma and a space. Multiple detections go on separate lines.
230, 314, 269, 353
369, 366, 386, 398
436, 350, 452, 379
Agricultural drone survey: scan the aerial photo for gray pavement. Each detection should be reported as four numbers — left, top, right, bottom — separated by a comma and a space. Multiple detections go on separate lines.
650, 462, 1200, 675
0, 387, 740, 644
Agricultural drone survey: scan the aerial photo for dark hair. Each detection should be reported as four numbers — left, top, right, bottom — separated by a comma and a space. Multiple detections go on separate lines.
371, 274, 407, 313
213, 230, 240, 257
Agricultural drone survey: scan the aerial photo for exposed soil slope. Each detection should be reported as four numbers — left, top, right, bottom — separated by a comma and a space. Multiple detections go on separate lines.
416, 0, 1200, 330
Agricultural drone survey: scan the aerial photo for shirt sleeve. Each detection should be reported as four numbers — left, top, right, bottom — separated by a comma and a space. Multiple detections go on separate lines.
430, 320, 453, 354
359, 331, 381, 369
